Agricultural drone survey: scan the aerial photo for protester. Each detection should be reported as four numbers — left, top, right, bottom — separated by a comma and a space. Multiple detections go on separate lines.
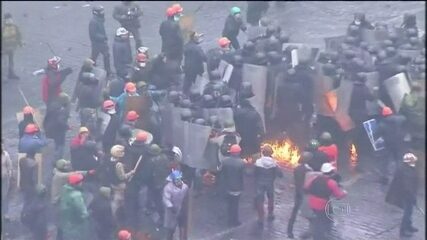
89, 186, 116, 240
222, 7, 247, 50
18, 106, 35, 139
113, 27, 133, 80
2, 13, 22, 80
113, 1, 143, 49
1, 142, 13, 221
20, 185, 48, 240
41, 56, 73, 106
90, 5, 112, 76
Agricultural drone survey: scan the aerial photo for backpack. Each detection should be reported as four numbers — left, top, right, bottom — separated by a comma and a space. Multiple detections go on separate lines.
220, 132, 238, 155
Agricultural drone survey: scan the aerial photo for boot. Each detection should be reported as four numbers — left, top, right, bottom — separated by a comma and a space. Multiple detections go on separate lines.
267, 198, 275, 221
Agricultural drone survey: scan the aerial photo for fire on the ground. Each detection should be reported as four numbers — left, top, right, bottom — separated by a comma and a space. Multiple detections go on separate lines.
263, 139, 301, 168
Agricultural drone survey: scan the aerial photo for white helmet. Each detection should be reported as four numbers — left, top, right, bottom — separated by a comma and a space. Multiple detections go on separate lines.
403, 153, 418, 163
172, 146, 182, 162
321, 162, 335, 174
116, 27, 129, 37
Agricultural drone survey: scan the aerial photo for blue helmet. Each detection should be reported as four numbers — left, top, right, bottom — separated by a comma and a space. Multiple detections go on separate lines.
170, 170, 183, 181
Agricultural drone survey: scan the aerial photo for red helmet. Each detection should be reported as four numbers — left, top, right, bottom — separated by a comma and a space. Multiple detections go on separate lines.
135, 53, 147, 63
136, 131, 148, 142
218, 37, 231, 48
103, 100, 115, 110
125, 82, 136, 93
47, 56, 61, 70
25, 124, 39, 134
229, 144, 241, 154
68, 173, 84, 185
382, 106, 393, 116
117, 230, 132, 240
172, 3, 183, 14
126, 111, 139, 121
166, 7, 176, 17
23, 106, 34, 115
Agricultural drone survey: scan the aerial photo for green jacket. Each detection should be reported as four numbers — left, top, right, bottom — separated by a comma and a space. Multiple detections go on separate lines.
59, 184, 90, 240
400, 93, 425, 136
2, 23, 22, 52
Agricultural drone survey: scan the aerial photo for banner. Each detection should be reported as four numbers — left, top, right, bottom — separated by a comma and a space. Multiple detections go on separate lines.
17, 153, 43, 187
363, 119, 386, 151
181, 121, 212, 169
324, 35, 346, 52
242, 63, 268, 131
384, 73, 411, 112
16, 109, 44, 130
124, 95, 151, 130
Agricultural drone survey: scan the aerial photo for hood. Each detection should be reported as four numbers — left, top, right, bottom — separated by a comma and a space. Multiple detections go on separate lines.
255, 156, 278, 169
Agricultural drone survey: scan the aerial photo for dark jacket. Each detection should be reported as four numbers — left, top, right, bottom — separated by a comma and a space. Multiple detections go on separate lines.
386, 162, 419, 209
102, 113, 121, 152
184, 40, 206, 76
349, 81, 374, 124
19, 156, 38, 195
159, 18, 184, 58
89, 194, 115, 230
131, 63, 153, 84
43, 101, 69, 143
221, 155, 245, 193
70, 136, 99, 171
89, 15, 107, 45
18, 115, 35, 139
293, 163, 312, 197
307, 150, 329, 172
228, 64, 243, 91
112, 2, 142, 29
21, 194, 48, 239
127, 141, 151, 187
151, 152, 172, 189
109, 78, 125, 97
19, 134, 48, 155
113, 36, 132, 74
233, 99, 264, 157
222, 14, 245, 40
254, 156, 283, 188
378, 114, 406, 150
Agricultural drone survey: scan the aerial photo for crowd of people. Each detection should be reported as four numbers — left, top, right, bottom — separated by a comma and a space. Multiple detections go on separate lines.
1, 1, 425, 240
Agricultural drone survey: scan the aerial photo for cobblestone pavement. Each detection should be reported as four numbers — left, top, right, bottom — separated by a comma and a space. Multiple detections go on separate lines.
1, 1, 425, 240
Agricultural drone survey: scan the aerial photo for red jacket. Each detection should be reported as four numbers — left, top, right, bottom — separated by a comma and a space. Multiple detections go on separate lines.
304, 174, 346, 211
42, 72, 61, 103
318, 144, 338, 169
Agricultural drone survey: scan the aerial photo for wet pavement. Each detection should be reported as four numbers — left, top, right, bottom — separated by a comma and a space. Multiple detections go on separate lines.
1, 1, 426, 240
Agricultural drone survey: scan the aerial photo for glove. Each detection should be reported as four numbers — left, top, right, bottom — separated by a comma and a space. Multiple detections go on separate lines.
63, 67, 73, 75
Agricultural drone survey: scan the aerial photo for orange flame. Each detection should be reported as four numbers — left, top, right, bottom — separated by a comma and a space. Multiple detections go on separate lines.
350, 143, 358, 167
263, 139, 301, 169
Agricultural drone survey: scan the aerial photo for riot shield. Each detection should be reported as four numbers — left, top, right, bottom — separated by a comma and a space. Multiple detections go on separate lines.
93, 67, 107, 89
266, 64, 283, 120
222, 64, 234, 83
363, 119, 385, 151
203, 108, 234, 127
218, 60, 230, 77
242, 63, 268, 131
334, 79, 355, 131
194, 74, 209, 95
181, 121, 212, 169
124, 95, 151, 130
313, 64, 335, 117
361, 29, 389, 48
364, 72, 380, 93
282, 43, 320, 64
324, 35, 346, 52
160, 103, 185, 147
384, 73, 411, 112
246, 26, 267, 42
16, 108, 44, 130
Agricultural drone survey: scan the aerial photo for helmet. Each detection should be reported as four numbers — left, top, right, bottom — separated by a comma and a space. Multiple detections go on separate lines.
403, 153, 418, 163
321, 162, 335, 174
172, 146, 182, 162
23, 106, 34, 115
409, 37, 419, 45
135, 131, 148, 142
125, 82, 136, 93
92, 5, 105, 16
180, 99, 192, 108
383, 39, 393, 47
243, 41, 255, 52
367, 45, 378, 54
301, 151, 314, 163
279, 32, 290, 43
117, 230, 132, 240
168, 90, 180, 104
209, 70, 222, 81
218, 37, 231, 48
220, 95, 233, 107
208, 115, 219, 126
25, 124, 39, 134
229, 144, 241, 154
99, 186, 111, 198
308, 139, 320, 150
381, 106, 393, 116
148, 144, 162, 155
172, 3, 183, 14
55, 159, 70, 170
202, 94, 215, 107
137, 46, 149, 55
110, 145, 125, 158
68, 173, 84, 185
343, 50, 356, 59
259, 16, 271, 27
255, 51, 267, 65
103, 100, 115, 111
240, 81, 254, 99
48, 56, 61, 70
180, 108, 192, 121
261, 144, 274, 157
385, 46, 396, 57
406, 28, 417, 37
194, 118, 206, 125
266, 25, 276, 37
169, 169, 183, 181
166, 7, 175, 17
136, 53, 147, 63
116, 27, 129, 37
230, 6, 241, 15
189, 88, 202, 102
320, 132, 332, 141
126, 110, 139, 121
233, 54, 243, 67
79, 126, 89, 134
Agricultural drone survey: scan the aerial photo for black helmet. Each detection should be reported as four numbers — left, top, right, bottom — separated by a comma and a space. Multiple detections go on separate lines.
209, 70, 222, 81
209, 115, 219, 126
385, 46, 396, 57
267, 51, 282, 64
367, 45, 378, 55
189, 88, 202, 102
352, 57, 365, 68
377, 50, 387, 60
400, 43, 412, 50
202, 94, 215, 108
266, 25, 276, 37
343, 49, 356, 59
92, 5, 105, 17
359, 41, 369, 50
233, 54, 243, 67
243, 41, 255, 52
279, 32, 290, 44
409, 37, 419, 45
180, 99, 192, 108
255, 51, 268, 65
322, 63, 336, 75
406, 28, 417, 37
168, 90, 180, 104
388, 32, 398, 41
193, 118, 206, 125
382, 39, 393, 48
219, 95, 233, 107
119, 125, 132, 138
240, 82, 255, 99
180, 109, 192, 121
